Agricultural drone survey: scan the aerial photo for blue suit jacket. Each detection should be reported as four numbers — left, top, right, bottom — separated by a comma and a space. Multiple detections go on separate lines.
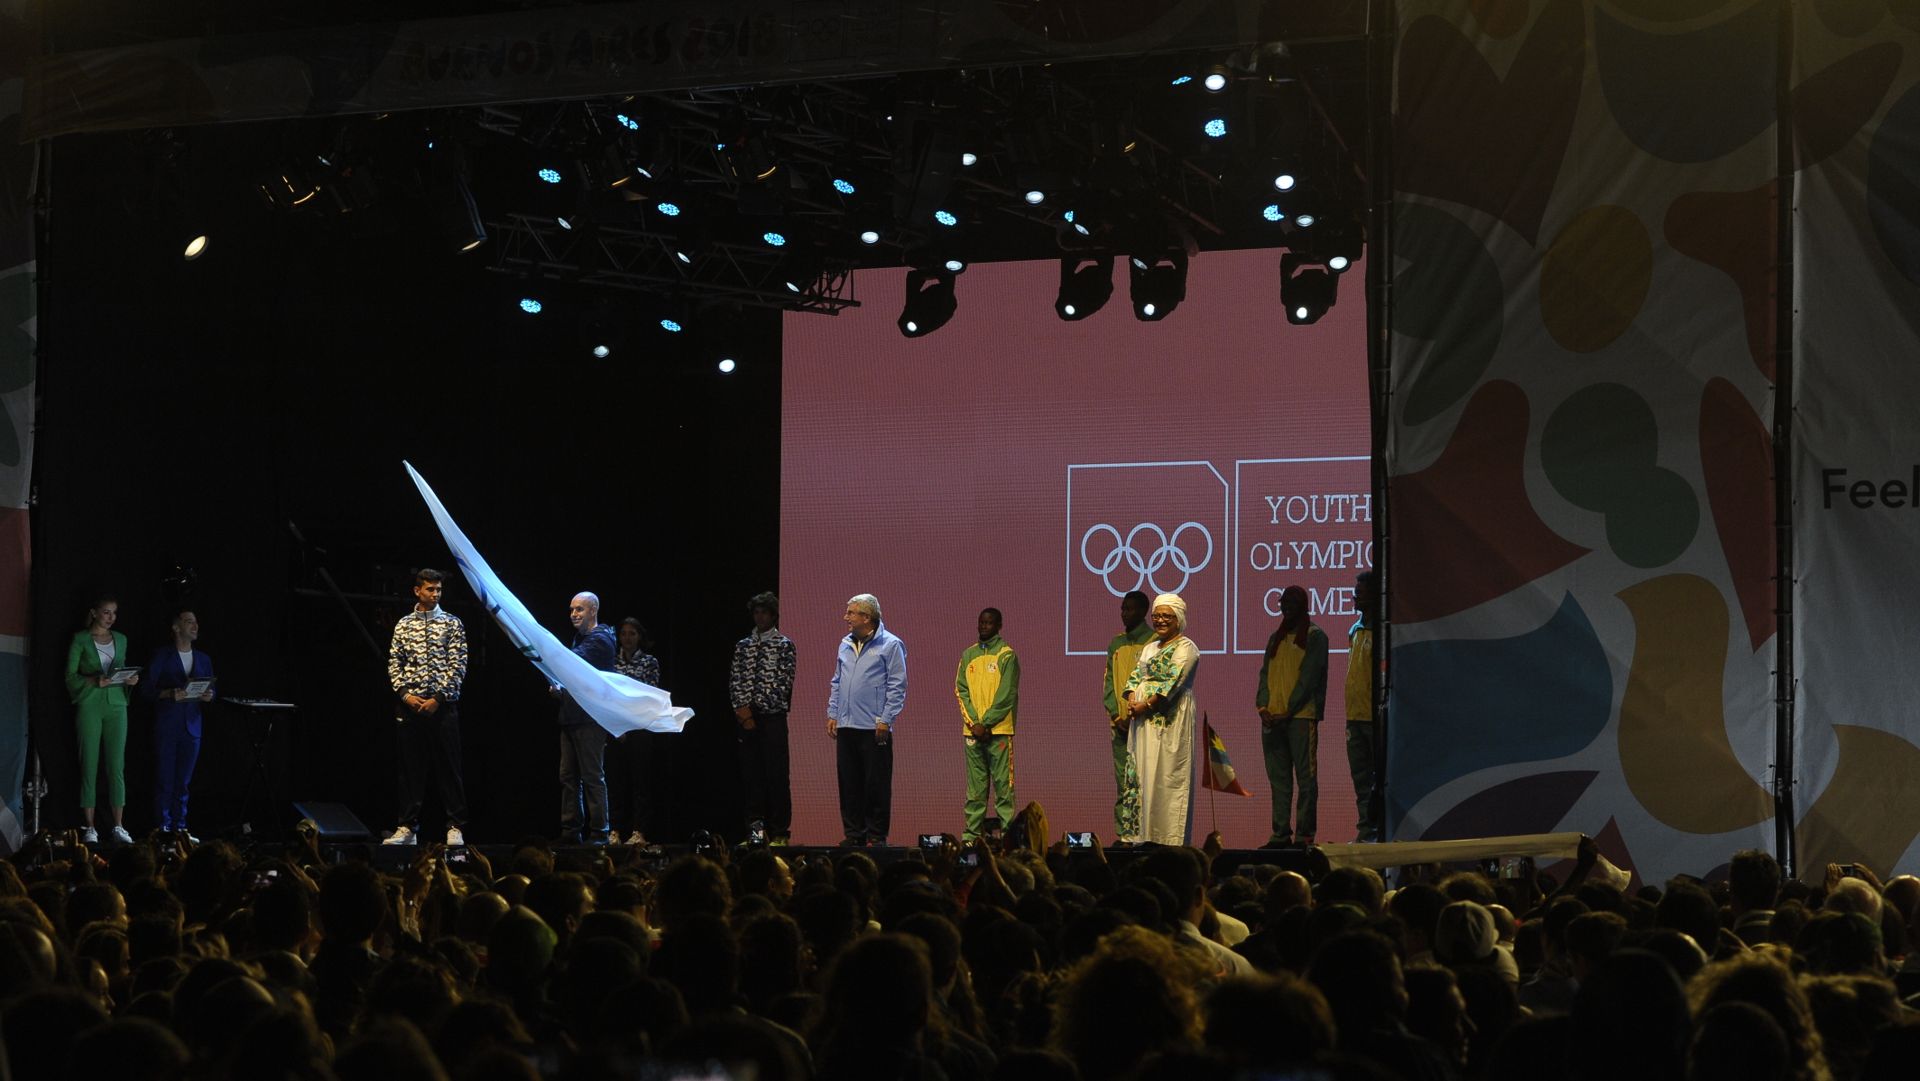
143, 647, 214, 738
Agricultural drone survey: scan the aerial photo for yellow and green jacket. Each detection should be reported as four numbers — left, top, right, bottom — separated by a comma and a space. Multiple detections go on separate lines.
1346, 618, 1374, 722
956, 635, 1019, 736
1255, 624, 1330, 721
1103, 622, 1156, 719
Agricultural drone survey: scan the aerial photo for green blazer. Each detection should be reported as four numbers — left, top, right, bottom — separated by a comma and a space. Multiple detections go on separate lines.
66, 630, 131, 709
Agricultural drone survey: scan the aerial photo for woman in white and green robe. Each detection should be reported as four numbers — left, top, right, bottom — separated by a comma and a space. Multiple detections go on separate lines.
1119, 592, 1200, 845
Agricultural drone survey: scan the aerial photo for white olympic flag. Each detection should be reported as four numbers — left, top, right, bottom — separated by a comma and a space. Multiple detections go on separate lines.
405, 462, 693, 736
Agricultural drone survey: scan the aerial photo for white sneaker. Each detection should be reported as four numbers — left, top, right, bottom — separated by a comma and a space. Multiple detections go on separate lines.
110, 825, 133, 844
181, 828, 201, 844
382, 825, 417, 845
445, 827, 464, 846
81, 826, 98, 844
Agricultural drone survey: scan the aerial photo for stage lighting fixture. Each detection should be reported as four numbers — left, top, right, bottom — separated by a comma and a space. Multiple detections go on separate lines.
1170, 74, 1194, 86
1055, 255, 1114, 321
1065, 210, 1091, 237
718, 358, 737, 373
1203, 118, 1228, 138
1295, 213, 1317, 228
934, 209, 959, 226
556, 216, 573, 230
763, 231, 787, 247
519, 298, 543, 314
1274, 173, 1297, 191
1262, 204, 1285, 223
538, 167, 563, 184
577, 300, 628, 359
615, 113, 639, 131
1129, 251, 1188, 322
961, 152, 979, 166
1281, 252, 1338, 325
1318, 216, 1366, 273
833, 178, 857, 195
1024, 189, 1046, 205
1203, 65, 1232, 91
182, 234, 209, 260
898, 268, 958, 338
859, 229, 882, 245
656, 201, 682, 217
660, 318, 683, 332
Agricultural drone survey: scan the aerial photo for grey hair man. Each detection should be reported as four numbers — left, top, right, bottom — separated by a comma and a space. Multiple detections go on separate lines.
828, 592, 907, 846
555, 590, 617, 844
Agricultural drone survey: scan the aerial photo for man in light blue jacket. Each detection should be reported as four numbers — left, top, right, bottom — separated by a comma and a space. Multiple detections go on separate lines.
828, 593, 907, 847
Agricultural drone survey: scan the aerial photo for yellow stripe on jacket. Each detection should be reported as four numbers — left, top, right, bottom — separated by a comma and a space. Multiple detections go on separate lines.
956, 639, 1019, 736
1346, 624, 1374, 722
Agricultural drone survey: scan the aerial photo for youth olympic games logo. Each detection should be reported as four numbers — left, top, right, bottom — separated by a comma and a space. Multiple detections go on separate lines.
1065, 462, 1230, 654
1078, 522, 1214, 597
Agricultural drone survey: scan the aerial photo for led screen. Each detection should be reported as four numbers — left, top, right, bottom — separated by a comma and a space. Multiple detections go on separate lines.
781, 250, 1371, 846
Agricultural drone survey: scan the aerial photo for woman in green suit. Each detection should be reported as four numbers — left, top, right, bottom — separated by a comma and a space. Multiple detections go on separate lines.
65, 595, 139, 844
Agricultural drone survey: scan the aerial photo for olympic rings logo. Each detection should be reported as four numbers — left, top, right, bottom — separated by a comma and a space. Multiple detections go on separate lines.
1079, 522, 1214, 597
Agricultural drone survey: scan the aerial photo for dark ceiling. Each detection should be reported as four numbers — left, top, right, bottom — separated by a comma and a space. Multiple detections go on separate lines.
40, 2, 1375, 318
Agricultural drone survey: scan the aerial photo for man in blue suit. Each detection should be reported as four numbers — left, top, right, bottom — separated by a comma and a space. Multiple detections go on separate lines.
144, 608, 214, 839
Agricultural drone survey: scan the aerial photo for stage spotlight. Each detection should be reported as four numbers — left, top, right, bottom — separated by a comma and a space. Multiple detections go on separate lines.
1295, 213, 1317, 228
859, 229, 882, 245
519, 297, 543, 314
1203, 66, 1232, 92
579, 300, 627, 359
934, 209, 959, 227
537, 167, 563, 184
615, 113, 639, 131
1262, 204, 1286, 223
1319, 216, 1366, 273
1065, 210, 1090, 237
898, 268, 957, 338
656, 200, 682, 216
1129, 251, 1187, 321
660, 318, 683, 332
182, 234, 209, 260
833, 177, 857, 195
961, 152, 979, 166
943, 258, 966, 273
1203, 118, 1227, 138
1024, 189, 1045, 205
1281, 252, 1338, 325
556, 216, 573, 230
763, 231, 787, 247
1170, 74, 1194, 86
1274, 173, 1297, 191
718, 358, 737, 373
1055, 255, 1114, 321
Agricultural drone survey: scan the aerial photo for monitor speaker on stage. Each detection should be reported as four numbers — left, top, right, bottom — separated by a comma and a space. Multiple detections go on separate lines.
293, 801, 371, 841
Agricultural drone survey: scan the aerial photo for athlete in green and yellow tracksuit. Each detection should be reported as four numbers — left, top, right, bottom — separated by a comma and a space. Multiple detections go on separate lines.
1103, 592, 1155, 835
1257, 586, 1329, 845
957, 609, 1019, 841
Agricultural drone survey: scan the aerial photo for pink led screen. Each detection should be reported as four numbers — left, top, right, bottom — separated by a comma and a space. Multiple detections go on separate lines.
780, 250, 1371, 845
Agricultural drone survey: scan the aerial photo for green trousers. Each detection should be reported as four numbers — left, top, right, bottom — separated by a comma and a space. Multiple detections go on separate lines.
1262, 717, 1319, 844
76, 701, 129, 808
963, 733, 1015, 840
1110, 723, 1131, 834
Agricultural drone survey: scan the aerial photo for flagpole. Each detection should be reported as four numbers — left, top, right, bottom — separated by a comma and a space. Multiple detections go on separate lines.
1205, 713, 1218, 838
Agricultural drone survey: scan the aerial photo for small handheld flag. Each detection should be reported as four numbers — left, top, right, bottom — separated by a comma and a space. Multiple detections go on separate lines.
1202, 715, 1252, 796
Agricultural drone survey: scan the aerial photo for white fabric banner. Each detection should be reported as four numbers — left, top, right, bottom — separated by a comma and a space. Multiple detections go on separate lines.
1790, 14, 1920, 877
405, 462, 693, 737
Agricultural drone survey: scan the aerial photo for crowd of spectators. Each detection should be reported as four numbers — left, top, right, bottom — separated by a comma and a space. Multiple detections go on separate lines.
4, 810, 1919, 1081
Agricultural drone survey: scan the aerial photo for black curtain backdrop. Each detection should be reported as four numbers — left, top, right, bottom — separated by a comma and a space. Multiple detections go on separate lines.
28, 129, 781, 844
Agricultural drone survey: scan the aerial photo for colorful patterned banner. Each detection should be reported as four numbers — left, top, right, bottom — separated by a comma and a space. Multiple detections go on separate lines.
0, 0, 38, 854
1791, 6, 1920, 879
1386, 0, 1782, 884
